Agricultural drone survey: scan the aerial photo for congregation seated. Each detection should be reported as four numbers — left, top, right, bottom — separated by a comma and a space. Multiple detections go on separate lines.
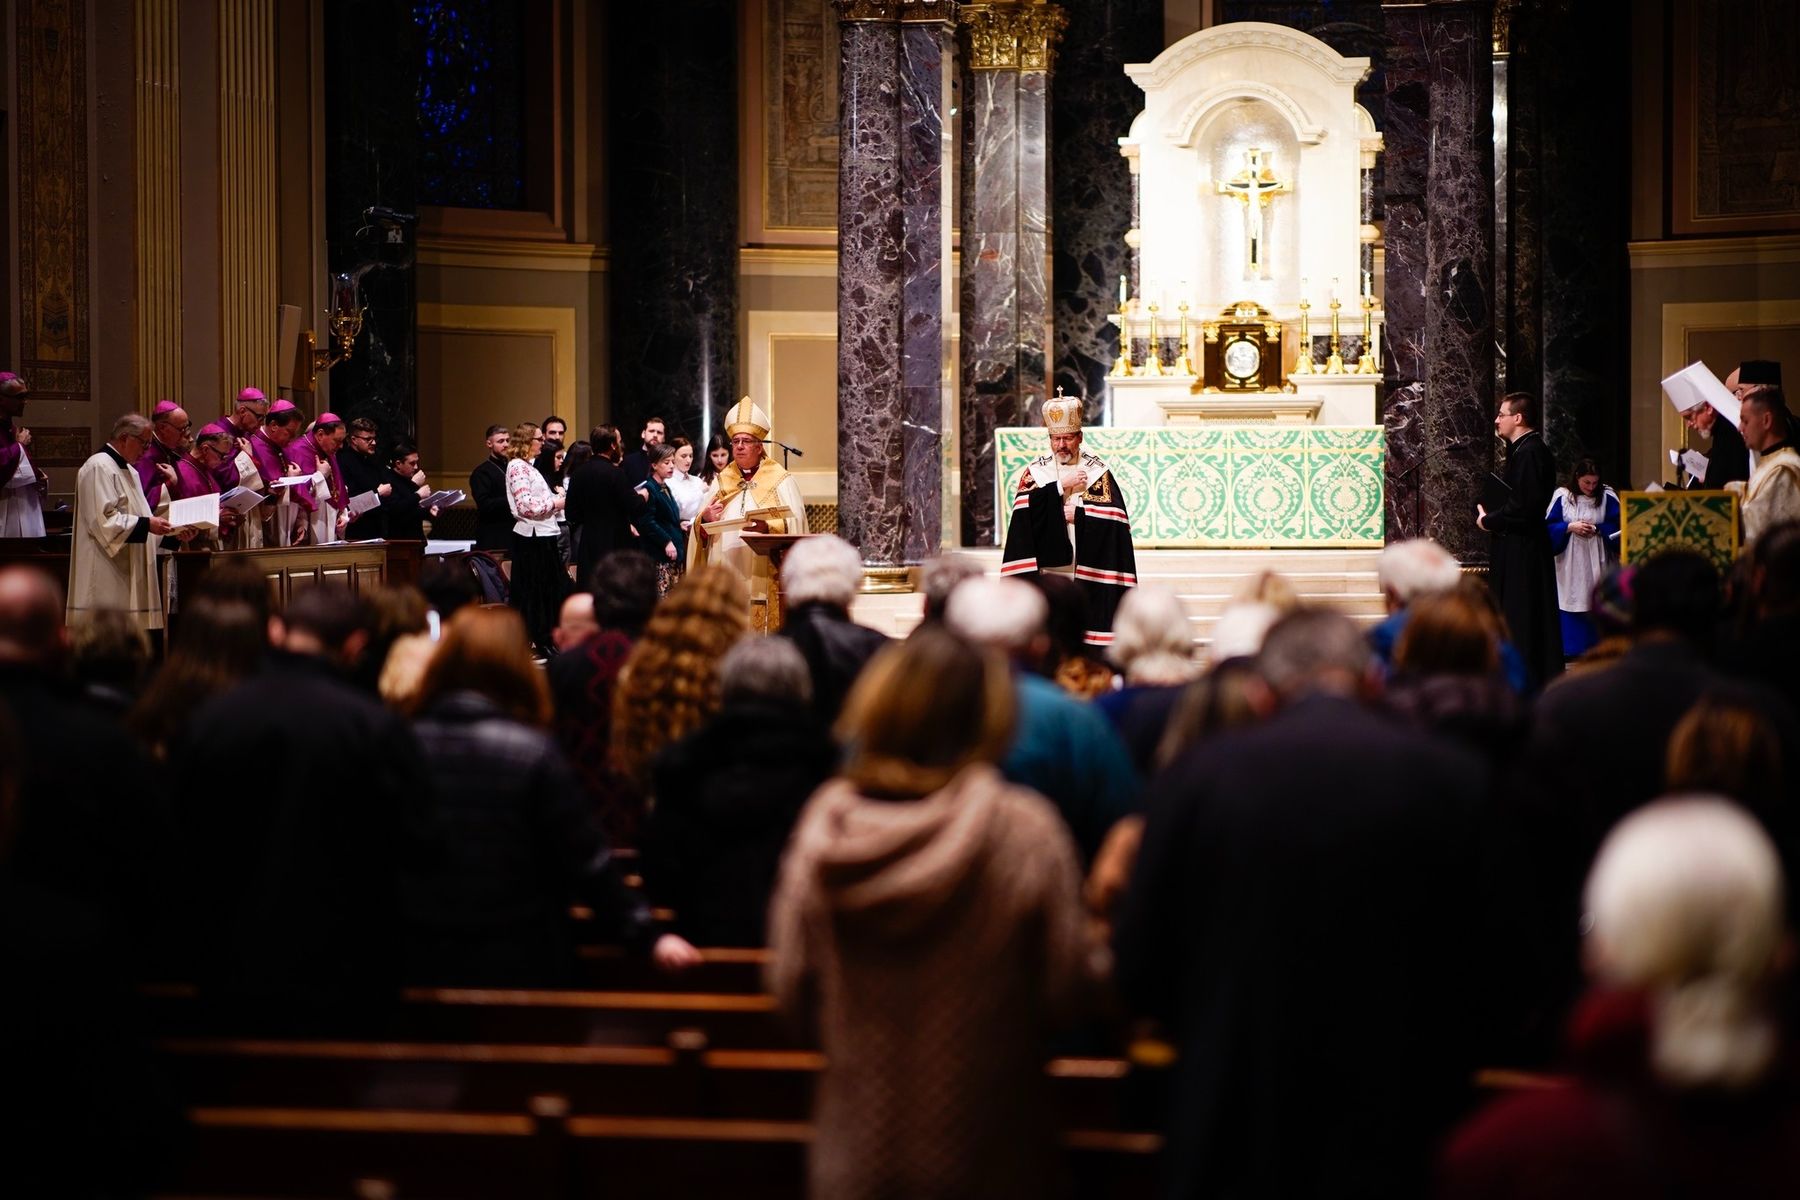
1093, 584, 1201, 775
645, 636, 838, 947
1382, 582, 1529, 768
401, 606, 691, 985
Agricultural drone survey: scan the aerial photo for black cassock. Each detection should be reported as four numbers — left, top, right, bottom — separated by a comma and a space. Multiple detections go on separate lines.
1000, 450, 1138, 646
1694, 413, 1751, 490
1487, 429, 1563, 687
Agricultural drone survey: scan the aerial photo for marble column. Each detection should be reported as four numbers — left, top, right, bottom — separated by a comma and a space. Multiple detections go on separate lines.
1380, 4, 1431, 540
1048, 0, 1161, 418
1503, 1, 1542, 409
606, 1, 738, 445
958, 2, 1066, 546
324, 0, 418, 433
834, 0, 953, 575
1419, 0, 1495, 564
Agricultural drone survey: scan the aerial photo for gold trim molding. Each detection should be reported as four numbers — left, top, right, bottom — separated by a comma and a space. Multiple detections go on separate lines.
834, 0, 959, 22
833, 0, 901, 21
1628, 235, 1800, 271
961, 3, 1068, 71
418, 236, 608, 274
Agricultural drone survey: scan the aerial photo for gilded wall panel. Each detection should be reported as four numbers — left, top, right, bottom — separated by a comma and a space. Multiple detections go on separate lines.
16, 0, 90, 401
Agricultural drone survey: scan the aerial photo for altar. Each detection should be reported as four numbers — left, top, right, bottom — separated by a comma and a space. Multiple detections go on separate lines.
995, 23, 1388, 550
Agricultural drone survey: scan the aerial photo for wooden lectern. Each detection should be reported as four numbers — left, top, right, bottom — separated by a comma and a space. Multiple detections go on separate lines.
739, 531, 826, 634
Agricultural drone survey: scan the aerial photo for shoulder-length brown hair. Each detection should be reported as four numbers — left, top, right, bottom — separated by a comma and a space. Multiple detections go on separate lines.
1393, 583, 1502, 677
505, 422, 542, 462
410, 605, 552, 726
836, 627, 1015, 798
611, 566, 750, 786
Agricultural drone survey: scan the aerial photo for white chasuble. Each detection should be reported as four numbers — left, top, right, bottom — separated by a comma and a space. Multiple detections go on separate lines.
69, 449, 163, 633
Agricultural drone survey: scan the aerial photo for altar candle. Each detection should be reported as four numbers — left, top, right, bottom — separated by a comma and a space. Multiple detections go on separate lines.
1330, 277, 1339, 302
1300, 277, 1309, 300
1119, 274, 1128, 305
1363, 269, 1373, 299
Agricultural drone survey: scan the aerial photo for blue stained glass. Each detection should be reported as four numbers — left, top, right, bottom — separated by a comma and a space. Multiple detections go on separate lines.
415, 0, 526, 209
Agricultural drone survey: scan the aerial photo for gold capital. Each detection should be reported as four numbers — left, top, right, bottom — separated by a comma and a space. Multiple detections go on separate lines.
834, 0, 903, 22
960, 3, 1068, 71
900, 0, 959, 23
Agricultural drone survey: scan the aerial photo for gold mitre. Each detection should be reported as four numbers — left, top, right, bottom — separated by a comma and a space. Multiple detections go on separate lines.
1043, 395, 1084, 436
725, 396, 770, 441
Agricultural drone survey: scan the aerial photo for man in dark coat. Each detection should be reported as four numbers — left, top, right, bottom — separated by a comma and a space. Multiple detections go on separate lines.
468, 423, 512, 551
567, 426, 646, 589
619, 415, 665, 488
1114, 610, 1498, 1200
168, 586, 429, 1031
1479, 391, 1563, 687
773, 534, 889, 722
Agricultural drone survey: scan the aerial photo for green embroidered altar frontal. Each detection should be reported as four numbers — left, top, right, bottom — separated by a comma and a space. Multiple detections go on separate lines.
1619, 490, 1738, 575
995, 426, 1386, 548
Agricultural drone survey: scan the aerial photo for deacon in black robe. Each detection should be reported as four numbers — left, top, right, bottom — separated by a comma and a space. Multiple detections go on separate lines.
1483, 413, 1563, 688
1694, 405, 1750, 490
999, 398, 1138, 647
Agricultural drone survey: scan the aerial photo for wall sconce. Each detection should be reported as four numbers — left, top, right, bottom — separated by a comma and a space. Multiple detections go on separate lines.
306, 273, 366, 381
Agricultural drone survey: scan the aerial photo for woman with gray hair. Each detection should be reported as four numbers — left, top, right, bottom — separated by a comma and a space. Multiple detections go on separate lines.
1440, 797, 1800, 1197
642, 636, 838, 947
775, 533, 889, 722
1095, 584, 1199, 775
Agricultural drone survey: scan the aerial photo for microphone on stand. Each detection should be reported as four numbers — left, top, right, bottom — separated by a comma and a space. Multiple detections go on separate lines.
770, 439, 804, 468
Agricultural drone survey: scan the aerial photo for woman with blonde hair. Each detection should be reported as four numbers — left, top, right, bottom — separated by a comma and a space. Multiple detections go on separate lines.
501, 421, 567, 656
1440, 798, 1800, 1197
404, 606, 695, 983
608, 566, 748, 839
768, 627, 1095, 1199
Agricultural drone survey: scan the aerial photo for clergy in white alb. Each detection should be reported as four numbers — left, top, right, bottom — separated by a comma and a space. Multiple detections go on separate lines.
68, 413, 182, 634
1727, 386, 1800, 544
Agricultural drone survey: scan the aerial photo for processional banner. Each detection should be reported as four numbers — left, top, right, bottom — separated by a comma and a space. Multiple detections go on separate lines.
995, 426, 1385, 549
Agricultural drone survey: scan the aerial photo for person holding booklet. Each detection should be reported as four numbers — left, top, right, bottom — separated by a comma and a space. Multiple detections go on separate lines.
166, 427, 240, 548
687, 398, 807, 604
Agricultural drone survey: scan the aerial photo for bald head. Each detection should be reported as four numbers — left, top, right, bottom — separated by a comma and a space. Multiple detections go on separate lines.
553, 592, 599, 651
0, 566, 67, 665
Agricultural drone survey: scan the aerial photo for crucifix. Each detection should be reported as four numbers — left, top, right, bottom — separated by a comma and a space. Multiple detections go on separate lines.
1215, 147, 1290, 277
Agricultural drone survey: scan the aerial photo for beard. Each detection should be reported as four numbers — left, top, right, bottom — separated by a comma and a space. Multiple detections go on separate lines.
1054, 447, 1078, 464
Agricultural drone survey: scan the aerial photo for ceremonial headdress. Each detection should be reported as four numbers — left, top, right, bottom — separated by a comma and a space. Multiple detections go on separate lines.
316, 411, 344, 427
724, 396, 770, 441
153, 399, 181, 417
268, 399, 299, 415
1740, 360, 1782, 388
1043, 394, 1084, 436
236, 386, 268, 405
1661, 362, 1739, 427
197, 420, 234, 439
0, 372, 28, 397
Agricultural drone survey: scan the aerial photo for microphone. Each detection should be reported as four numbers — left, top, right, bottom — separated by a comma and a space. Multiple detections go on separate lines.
770, 439, 804, 458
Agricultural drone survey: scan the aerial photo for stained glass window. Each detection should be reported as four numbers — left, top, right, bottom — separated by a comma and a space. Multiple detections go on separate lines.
415, 1, 526, 209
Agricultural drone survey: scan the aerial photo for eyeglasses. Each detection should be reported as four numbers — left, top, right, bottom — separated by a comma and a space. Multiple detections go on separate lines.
351, 433, 376, 443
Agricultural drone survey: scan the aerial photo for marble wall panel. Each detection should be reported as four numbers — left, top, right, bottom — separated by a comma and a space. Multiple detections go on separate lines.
607, 0, 739, 445
1049, 0, 1161, 419
1381, 4, 1430, 539
899, 20, 949, 564
324, 0, 418, 434
959, 68, 1019, 545
1419, 0, 1495, 564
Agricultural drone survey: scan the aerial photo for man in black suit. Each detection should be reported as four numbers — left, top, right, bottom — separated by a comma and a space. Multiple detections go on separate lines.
620, 415, 665, 488
567, 425, 647, 588
468, 423, 512, 551
337, 418, 392, 540
1478, 391, 1563, 687
1114, 610, 1497, 1200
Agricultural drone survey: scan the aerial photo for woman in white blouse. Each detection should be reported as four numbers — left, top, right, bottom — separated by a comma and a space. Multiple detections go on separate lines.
666, 436, 708, 532
503, 422, 569, 656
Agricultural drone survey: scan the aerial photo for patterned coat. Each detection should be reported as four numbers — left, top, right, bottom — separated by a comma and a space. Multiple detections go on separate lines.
1000, 448, 1138, 645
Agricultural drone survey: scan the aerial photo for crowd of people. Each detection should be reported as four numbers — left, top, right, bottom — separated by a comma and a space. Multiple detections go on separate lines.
5, 496, 1800, 1194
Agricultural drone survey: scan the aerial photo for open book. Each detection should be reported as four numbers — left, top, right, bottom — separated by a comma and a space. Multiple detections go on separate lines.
220, 486, 266, 516
165, 492, 221, 534
700, 506, 794, 538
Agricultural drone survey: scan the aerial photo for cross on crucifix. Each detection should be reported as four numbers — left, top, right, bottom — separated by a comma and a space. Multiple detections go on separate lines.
1215, 147, 1290, 277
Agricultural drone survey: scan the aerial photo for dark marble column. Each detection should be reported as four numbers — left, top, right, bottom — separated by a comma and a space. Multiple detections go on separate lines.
834, 0, 953, 574
606, 1, 739, 445
1048, 0, 1161, 418
1418, 0, 1495, 564
1381, 4, 1431, 541
1503, 5, 1542, 409
958, 3, 1066, 546
324, 0, 419, 434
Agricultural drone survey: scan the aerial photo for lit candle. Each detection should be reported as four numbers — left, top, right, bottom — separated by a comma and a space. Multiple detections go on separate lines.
1363, 269, 1373, 299
1300, 277, 1309, 301
1330, 277, 1339, 303
1119, 274, 1128, 305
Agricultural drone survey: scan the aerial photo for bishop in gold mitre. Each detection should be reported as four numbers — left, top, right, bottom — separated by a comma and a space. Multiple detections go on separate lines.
687, 396, 809, 585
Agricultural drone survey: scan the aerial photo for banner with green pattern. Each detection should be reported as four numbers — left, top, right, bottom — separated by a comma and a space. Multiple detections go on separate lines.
1619, 489, 1738, 575
995, 426, 1386, 548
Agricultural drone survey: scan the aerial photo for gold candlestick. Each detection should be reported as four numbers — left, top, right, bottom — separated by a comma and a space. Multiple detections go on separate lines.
1292, 295, 1314, 376
1110, 299, 1134, 377
1357, 294, 1379, 375
1174, 301, 1195, 376
1145, 304, 1165, 375
1325, 296, 1345, 374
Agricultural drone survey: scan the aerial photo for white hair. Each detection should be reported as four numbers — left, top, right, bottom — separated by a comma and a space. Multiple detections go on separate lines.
782, 534, 864, 608
1376, 539, 1462, 604
1584, 796, 1786, 1090
1108, 585, 1198, 685
1209, 601, 1279, 663
944, 576, 1046, 654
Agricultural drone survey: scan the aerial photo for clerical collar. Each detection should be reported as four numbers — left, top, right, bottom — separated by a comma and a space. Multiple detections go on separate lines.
740, 463, 758, 482
103, 445, 129, 468
1763, 440, 1793, 457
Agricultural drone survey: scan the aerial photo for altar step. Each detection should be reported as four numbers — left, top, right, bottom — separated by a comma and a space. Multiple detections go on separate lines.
848, 548, 1388, 659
